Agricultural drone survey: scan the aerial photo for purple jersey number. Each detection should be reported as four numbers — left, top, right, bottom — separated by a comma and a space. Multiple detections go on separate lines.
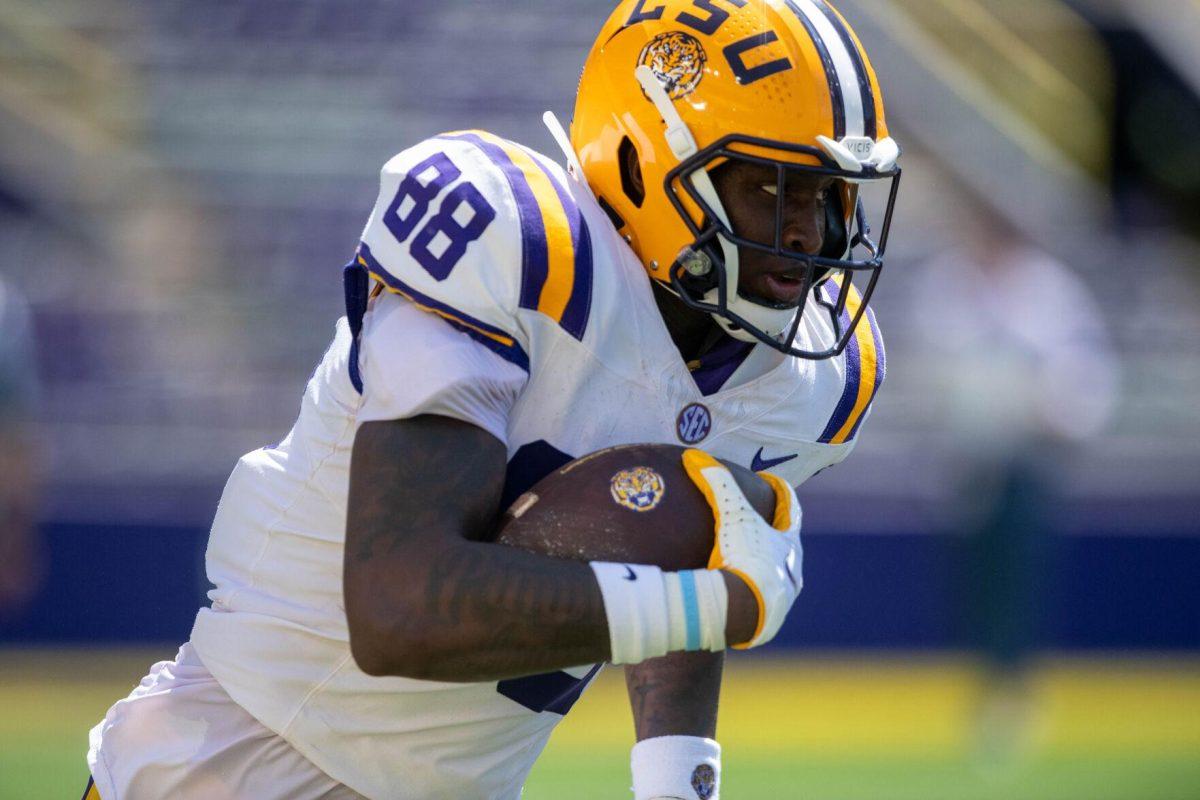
384, 152, 496, 280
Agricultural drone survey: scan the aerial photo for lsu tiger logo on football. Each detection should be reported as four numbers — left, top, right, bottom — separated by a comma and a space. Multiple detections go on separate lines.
609, 466, 667, 512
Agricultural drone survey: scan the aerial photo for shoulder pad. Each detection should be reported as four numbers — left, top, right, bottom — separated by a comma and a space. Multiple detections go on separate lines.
358, 132, 595, 353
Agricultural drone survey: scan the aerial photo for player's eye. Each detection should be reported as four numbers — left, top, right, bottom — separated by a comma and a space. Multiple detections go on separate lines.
763, 182, 832, 210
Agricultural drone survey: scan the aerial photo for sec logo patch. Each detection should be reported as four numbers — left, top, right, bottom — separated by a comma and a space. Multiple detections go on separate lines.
610, 466, 666, 512
676, 403, 712, 444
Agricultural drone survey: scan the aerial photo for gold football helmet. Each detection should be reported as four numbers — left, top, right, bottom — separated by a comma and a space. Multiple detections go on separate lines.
570, 0, 901, 358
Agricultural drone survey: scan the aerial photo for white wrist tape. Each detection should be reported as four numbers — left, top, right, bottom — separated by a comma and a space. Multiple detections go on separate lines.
663, 570, 728, 653
631, 735, 721, 800
591, 563, 729, 664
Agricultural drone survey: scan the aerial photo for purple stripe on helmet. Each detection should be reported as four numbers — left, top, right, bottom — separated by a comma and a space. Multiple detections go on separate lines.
818, 281, 861, 443
784, 0, 846, 140
528, 153, 594, 340
814, 0, 876, 140
357, 243, 530, 371
438, 133, 548, 311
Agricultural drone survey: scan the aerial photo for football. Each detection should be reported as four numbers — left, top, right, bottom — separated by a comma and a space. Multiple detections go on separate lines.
495, 443, 776, 571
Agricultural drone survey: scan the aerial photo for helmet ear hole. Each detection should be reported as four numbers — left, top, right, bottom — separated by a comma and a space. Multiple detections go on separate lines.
618, 137, 646, 208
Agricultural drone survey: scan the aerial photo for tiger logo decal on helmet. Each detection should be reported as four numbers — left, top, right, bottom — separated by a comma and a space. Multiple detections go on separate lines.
638, 31, 708, 99
571, 0, 902, 359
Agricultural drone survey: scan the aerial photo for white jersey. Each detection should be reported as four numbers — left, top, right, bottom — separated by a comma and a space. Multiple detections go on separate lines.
190, 130, 885, 799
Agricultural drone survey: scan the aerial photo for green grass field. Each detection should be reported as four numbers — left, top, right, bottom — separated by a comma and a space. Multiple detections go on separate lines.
2, 648, 1197, 799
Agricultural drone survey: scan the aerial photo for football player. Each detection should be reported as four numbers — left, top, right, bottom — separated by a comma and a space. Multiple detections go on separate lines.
84, 1, 900, 799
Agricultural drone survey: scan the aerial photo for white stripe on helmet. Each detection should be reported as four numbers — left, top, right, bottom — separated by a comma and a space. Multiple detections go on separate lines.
788, 0, 867, 138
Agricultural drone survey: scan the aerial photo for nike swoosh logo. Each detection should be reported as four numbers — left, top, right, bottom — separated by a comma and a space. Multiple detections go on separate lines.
623, 565, 637, 581
751, 447, 798, 472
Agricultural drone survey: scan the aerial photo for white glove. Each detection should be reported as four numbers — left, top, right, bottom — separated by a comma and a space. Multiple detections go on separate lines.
682, 449, 802, 649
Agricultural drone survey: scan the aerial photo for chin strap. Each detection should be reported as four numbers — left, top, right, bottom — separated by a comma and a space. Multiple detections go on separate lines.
702, 287, 797, 343
542, 110, 598, 202
634, 66, 797, 342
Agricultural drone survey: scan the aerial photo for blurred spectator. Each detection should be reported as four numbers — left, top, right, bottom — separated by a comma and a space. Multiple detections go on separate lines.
910, 195, 1120, 757
0, 275, 43, 615
1079, 4, 1200, 238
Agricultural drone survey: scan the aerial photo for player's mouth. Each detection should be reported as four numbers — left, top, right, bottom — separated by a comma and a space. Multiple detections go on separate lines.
754, 271, 809, 306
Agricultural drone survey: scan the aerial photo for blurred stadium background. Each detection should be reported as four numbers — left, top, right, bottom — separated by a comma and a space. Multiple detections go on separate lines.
1, 0, 1199, 797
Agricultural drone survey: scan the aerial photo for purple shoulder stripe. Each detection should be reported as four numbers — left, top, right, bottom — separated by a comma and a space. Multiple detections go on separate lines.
438, 132, 549, 314
528, 153, 594, 340
844, 303, 885, 440
817, 280, 862, 443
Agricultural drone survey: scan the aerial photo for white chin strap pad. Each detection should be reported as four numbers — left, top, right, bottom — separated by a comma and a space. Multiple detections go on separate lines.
703, 285, 798, 342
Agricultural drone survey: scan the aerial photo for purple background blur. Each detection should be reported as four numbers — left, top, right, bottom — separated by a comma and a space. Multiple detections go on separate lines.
1, 0, 1197, 651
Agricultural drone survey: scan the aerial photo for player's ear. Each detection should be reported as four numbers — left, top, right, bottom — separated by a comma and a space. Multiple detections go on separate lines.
618, 136, 645, 208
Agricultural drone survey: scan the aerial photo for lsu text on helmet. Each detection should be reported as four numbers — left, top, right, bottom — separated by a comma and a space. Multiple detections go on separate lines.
571, 0, 902, 359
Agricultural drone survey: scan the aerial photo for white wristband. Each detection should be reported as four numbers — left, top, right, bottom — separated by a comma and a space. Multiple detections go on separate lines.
591, 562, 669, 665
631, 735, 721, 800
591, 564, 729, 664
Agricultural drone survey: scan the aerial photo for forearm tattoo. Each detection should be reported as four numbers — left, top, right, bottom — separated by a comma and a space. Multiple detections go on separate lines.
626, 651, 723, 740
346, 417, 608, 679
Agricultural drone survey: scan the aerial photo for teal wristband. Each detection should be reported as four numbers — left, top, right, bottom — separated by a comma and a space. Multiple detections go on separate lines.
678, 570, 702, 651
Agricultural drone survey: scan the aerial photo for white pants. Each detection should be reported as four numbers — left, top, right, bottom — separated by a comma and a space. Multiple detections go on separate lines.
87, 643, 368, 800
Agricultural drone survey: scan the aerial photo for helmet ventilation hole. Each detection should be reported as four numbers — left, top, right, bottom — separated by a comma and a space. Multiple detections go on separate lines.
618, 136, 646, 208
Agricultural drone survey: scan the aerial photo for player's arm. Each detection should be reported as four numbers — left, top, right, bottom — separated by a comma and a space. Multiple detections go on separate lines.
345, 415, 761, 681
623, 653, 725, 800
626, 652, 722, 740
346, 414, 607, 679
345, 416, 800, 686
